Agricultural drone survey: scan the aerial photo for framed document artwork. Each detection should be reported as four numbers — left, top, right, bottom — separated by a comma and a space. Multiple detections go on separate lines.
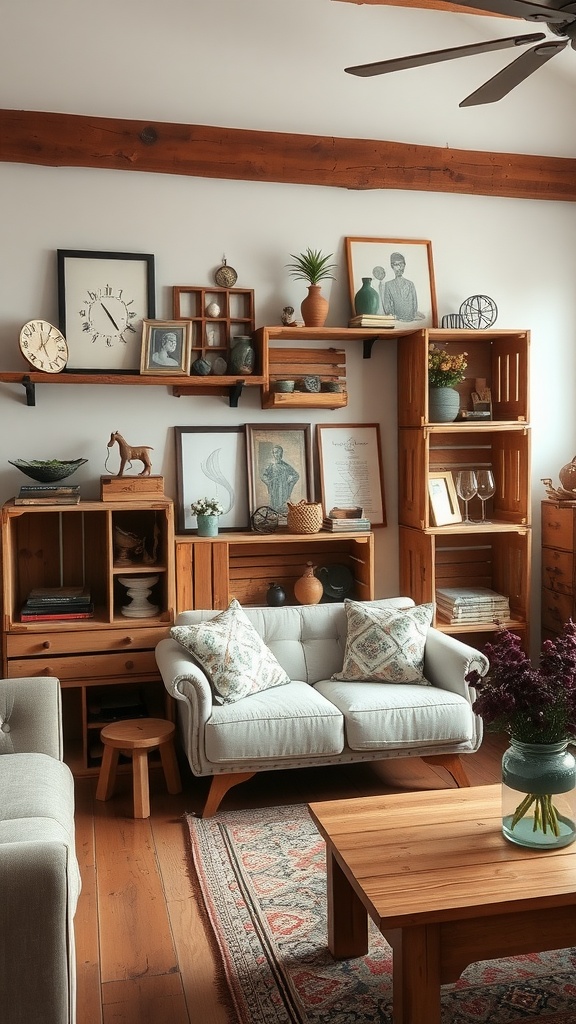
316, 424, 386, 526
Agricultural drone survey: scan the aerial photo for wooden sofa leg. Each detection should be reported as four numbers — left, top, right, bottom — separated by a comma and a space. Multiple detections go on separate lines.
202, 772, 257, 817
421, 754, 470, 788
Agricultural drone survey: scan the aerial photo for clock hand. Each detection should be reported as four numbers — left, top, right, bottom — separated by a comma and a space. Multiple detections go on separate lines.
100, 302, 120, 331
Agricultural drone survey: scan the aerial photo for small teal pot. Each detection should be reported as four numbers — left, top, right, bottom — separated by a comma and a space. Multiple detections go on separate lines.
502, 738, 576, 849
428, 385, 460, 423
196, 514, 219, 538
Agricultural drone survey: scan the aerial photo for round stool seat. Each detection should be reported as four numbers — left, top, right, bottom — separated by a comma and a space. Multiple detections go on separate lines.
96, 717, 181, 818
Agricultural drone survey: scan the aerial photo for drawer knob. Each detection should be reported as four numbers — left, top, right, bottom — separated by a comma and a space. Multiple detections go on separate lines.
125, 660, 134, 670
42, 640, 51, 649
122, 636, 134, 646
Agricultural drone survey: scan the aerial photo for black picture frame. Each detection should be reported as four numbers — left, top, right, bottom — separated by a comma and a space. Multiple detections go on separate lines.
174, 426, 249, 534
57, 249, 156, 373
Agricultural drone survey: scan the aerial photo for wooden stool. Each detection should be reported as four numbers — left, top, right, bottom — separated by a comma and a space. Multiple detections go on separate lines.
96, 718, 182, 818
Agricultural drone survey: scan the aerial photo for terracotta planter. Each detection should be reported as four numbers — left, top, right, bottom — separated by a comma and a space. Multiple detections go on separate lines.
300, 285, 329, 328
294, 562, 324, 605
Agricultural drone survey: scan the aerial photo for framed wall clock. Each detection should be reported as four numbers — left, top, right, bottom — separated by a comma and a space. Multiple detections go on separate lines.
57, 249, 156, 372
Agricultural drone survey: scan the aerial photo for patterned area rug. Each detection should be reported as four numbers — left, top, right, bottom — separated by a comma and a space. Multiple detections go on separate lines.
184, 804, 576, 1024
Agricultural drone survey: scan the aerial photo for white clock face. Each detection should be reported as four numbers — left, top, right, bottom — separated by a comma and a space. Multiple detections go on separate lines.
79, 286, 138, 347
19, 320, 68, 373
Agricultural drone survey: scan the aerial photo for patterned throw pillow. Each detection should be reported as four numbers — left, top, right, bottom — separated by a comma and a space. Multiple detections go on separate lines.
170, 599, 290, 704
332, 599, 434, 684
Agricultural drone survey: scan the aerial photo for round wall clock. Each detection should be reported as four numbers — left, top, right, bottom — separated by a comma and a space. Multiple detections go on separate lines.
19, 320, 68, 373
214, 257, 238, 288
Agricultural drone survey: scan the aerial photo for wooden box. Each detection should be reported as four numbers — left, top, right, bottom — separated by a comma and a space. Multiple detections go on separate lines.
101, 475, 165, 501
398, 425, 531, 530
397, 328, 530, 427
399, 525, 530, 648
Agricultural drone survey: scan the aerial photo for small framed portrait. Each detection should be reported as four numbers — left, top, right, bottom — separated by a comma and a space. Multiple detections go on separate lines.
345, 237, 437, 327
428, 472, 462, 526
140, 320, 191, 375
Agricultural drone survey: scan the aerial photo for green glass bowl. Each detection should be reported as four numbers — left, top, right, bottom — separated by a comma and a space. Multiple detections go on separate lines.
9, 458, 88, 483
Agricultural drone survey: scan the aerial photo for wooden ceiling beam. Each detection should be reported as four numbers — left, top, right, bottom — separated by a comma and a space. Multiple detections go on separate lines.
2, 108, 575, 203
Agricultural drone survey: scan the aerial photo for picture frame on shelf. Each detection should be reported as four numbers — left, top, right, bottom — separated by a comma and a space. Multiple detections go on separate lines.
57, 249, 156, 373
140, 320, 191, 375
344, 237, 437, 327
245, 423, 313, 522
316, 423, 386, 527
428, 471, 462, 526
174, 426, 248, 534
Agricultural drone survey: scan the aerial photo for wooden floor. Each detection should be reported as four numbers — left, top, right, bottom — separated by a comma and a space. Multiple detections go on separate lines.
74, 733, 508, 1024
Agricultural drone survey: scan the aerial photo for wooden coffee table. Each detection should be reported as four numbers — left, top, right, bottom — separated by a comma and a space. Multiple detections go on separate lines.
308, 784, 576, 1024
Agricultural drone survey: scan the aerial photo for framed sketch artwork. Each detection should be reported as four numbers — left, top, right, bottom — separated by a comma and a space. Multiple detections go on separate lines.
140, 320, 191, 375
345, 237, 437, 327
57, 249, 156, 372
316, 424, 386, 527
245, 424, 313, 523
174, 426, 249, 533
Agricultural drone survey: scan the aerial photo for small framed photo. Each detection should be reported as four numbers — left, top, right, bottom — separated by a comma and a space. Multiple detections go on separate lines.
174, 426, 248, 533
428, 472, 462, 526
345, 237, 437, 327
140, 320, 191, 375
245, 423, 313, 522
316, 424, 386, 527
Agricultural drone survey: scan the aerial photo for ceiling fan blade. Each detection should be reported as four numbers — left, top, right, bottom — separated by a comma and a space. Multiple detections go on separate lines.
459, 39, 568, 105
444, 0, 573, 26
345, 32, 545, 77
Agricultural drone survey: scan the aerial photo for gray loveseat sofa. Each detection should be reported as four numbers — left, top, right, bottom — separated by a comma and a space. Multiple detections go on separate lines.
155, 598, 489, 817
0, 676, 81, 1024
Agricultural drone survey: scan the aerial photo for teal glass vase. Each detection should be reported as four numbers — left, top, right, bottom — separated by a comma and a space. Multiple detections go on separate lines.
502, 739, 576, 849
196, 514, 219, 538
354, 277, 380, 315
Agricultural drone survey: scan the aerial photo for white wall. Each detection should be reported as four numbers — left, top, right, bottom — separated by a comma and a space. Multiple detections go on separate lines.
2, 0, 576, 647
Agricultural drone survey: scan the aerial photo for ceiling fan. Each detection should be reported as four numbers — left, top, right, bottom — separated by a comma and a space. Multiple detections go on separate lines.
345, 0, 576, 106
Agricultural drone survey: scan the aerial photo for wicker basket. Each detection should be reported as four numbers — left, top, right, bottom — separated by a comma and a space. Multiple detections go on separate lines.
287, 500, 323, 535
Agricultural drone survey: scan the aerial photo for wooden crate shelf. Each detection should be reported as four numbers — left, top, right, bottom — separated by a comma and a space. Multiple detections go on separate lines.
175, 530, 374, 611
262, 346, 347, 409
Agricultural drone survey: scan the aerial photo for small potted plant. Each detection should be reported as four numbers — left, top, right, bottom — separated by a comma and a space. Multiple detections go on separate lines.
190, 497, 224, 537
427, 342, 468, 422
286, 247, 337, 327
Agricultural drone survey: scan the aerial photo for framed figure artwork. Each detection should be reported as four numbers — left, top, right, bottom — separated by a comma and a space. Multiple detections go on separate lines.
140, 320, 191, 375
57, 249, 156, 372
345, 237, 437, 327
245, 423, 313, 523
174, 426, 249, 533
316, 423, 386, 526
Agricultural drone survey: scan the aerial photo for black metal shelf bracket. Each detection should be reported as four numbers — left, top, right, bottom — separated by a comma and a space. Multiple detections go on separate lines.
22, 376, 36, 406
228, 382, 244, 408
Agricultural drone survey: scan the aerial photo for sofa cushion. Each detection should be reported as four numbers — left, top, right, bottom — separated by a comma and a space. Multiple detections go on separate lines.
204, 680, 344, 763
171, 599, 290, 704
332, 600, 434, 684
315, 679, 475, 750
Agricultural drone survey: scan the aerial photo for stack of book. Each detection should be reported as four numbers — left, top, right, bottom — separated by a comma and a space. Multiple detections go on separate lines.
21, 586, 94, 622
435, 586, 510, 625
323, 507, 371, 532
348, 314, 396, 329
15, 484, 81, 505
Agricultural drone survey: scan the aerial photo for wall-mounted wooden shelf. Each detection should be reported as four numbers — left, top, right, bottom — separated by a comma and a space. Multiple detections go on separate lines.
262, 346, 347, 410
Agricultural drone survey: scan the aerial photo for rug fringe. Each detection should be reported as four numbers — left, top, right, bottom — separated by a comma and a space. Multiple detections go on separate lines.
180, 812, 239, 1023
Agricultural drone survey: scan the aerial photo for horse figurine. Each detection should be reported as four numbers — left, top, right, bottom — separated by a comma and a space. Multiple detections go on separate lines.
107, 431, 153, 477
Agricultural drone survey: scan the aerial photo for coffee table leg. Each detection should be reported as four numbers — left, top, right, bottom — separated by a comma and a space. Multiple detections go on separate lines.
387, 925, 441, 1024
326, 846, 368, 958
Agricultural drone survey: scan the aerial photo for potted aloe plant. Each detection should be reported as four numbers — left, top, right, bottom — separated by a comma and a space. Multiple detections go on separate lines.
286, 248, 337, 327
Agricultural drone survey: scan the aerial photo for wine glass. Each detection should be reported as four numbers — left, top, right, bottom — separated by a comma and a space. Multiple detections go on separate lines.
476, 469, 496, 523
455, 470, 478, 524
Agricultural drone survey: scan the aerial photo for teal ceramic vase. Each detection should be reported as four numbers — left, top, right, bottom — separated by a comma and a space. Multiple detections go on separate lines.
501, 739, 576, 849
196, 514, 219, 538
354, 277, 380, 315
229, 336, 255, 375
428, 386, 460, 423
